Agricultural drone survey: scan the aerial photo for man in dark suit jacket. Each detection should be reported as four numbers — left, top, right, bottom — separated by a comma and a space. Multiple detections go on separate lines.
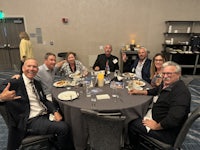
0, 59, 74, 150
122, 47, 151, 83
93, 44, 119, 72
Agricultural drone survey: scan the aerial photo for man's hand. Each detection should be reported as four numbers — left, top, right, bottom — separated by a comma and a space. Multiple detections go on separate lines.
56, 60, 66, 68
128, 89, 147, 95
11, 74, 20, 79
54, 111, 63, 121
0, 83, 21, 101
142, 119, 163, 130
122, 52, 128, 62
94, 66, 100, 71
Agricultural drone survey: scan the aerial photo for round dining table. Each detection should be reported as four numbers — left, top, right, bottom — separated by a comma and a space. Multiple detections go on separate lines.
52, 75, 153, 150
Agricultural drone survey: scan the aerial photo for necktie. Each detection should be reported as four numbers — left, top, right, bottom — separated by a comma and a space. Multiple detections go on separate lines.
106, 59, 109, 68
30, 81, 40, 100
30, 80, 47, 112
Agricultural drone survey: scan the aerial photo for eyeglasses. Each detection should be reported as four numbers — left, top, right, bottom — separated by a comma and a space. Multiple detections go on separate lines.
162, 72, 177, 76
154, 59, 163, 62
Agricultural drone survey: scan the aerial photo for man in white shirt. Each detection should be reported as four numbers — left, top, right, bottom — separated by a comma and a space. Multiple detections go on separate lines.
122, 47, 151, 83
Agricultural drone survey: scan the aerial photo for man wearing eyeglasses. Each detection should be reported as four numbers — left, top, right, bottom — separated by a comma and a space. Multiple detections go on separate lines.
128, 61, 191, 148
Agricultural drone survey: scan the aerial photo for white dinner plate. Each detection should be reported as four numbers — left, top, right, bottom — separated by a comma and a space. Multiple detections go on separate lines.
69, 73, 82, 79
53, 80, 69, 87
94, 70, 105, 76
122, 72, 136, 78
127, 86, 143, 91
58, 91, 79, 101
132, 80, 146, 86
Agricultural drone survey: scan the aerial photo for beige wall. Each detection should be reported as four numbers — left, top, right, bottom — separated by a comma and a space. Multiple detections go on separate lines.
1, 0, 200, 67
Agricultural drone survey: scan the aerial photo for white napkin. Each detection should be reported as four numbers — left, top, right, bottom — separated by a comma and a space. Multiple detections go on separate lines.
143, 109, 152, 133
117, 75, 123, 81
49, 113, 55, 121
96, 94, 110, 100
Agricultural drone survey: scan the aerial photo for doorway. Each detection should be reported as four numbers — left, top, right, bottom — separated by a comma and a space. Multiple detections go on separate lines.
0, 17, 25, 71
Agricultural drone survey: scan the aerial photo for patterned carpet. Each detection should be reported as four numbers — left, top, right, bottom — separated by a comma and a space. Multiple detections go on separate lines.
0, 71, 16, 150
182, 79, 200, 149
0, 71, 200, 150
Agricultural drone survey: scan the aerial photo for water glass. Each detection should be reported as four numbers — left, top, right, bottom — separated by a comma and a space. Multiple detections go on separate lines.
110, 81, 119, 99
91, 76, 97, 87
85, 81, 91, 97
128, 81, 134, 91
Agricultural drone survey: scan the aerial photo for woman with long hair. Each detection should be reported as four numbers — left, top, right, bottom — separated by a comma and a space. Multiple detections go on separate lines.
19, 31, 33, 74
150, 53, 166, 87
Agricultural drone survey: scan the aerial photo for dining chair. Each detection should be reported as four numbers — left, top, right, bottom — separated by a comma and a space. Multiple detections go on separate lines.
19, 134, 54, 150
0, 105, 54, 150
80, 109, 126, 150
136, 105, 200, 150
57, 52, 68, 59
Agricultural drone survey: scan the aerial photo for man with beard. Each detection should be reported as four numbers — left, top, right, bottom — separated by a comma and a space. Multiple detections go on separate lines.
122, 47, 151, 83
128, 61, 191, 148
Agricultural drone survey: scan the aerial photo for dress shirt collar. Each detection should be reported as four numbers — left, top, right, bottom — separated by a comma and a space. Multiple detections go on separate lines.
43, 64, 50, 71
43, 63, 55, 73
139, 58, 147, 65
22, 73, 32, 85
104, 53, 111, 58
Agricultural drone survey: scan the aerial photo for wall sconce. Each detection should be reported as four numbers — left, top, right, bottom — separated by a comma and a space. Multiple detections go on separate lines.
131, 40, 135, 45
130, 40, 136, 51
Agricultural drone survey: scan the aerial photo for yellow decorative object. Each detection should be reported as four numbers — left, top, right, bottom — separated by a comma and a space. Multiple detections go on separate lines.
97, 73, 104, 87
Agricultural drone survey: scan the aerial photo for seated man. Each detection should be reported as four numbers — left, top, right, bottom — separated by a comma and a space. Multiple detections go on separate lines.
12, 52, 65, 102
35, 52, 65, 101
93, 44, 119, 72
0, 58, 74, 150
122, 47, 151, 83
128, 61, 191, 148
